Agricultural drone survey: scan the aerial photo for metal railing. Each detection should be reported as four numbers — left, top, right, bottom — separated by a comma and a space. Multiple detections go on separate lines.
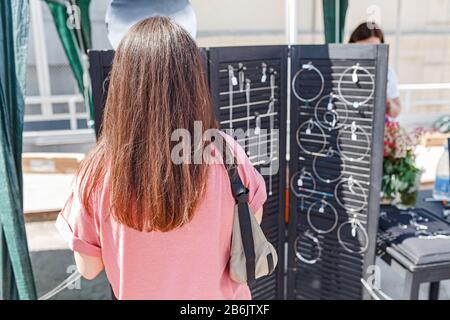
24, 94, 90, 131
22, 83, 449, 143
397, 82, 450, 127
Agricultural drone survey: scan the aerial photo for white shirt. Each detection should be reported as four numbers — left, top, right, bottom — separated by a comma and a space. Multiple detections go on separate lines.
387, 67, 400, 99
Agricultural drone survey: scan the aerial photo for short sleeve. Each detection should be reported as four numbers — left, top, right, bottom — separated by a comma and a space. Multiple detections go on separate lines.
387, 68, 400, 99
222, 134, 268, 213
55, 185, 102, 257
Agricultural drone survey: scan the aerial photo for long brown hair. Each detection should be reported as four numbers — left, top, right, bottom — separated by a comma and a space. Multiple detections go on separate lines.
349, 22, 385, 44
78, 17, 218, 232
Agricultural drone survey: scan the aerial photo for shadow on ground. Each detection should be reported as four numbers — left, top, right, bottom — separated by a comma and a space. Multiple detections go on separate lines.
31, 249, 110, 300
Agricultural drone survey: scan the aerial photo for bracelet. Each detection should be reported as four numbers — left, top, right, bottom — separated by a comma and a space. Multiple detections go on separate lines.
314, 92, 348, 131
294, 230, 322, 264
290, 168, 316, 199
312, 147, 346, 184
336, 121, 370, 162
307, 198, 338, 234
292, 61, 324, 103
337, 217, 369, 254
296, 118, 327, 155
337, 63, 375, 109
334, 176, 367, 213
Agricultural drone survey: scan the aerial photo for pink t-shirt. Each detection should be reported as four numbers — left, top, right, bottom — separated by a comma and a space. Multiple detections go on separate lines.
56, 136, 267, 300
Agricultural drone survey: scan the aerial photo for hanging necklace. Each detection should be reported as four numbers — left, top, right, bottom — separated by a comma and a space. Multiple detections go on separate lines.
314, 92, 348, 131
337, 63, 375, 109
228, 65, 237, 130
267, 68, 277, 196
336, 121, 370, 162
296, 118, 327, 155
294, 230, 322, 265
290, 168, 317, 211
245, 78, 251, 155
312, 146, 346, 184
334, 175, 368, 213
337, 214, 369, 254
292, 61, 324, 103
307, 197, 339, 234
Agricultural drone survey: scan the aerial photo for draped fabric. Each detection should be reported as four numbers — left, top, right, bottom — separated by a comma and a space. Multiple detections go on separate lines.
322, 0, 349, 43
44, 0, 94, 123
0, 0, 36, 300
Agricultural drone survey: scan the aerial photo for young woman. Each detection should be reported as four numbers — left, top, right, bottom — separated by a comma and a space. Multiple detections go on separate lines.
349, 22, 401, 119
56, 17, 267, 300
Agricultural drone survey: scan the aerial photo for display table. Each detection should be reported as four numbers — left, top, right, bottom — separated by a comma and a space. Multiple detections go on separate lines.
378, 190, 450, 300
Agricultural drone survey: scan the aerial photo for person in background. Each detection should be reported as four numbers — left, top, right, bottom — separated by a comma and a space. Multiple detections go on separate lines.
349, 22, 401, 119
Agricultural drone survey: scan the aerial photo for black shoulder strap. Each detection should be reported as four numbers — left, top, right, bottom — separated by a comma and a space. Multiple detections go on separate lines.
213, 138, 256, 285
228, 166, 256, 285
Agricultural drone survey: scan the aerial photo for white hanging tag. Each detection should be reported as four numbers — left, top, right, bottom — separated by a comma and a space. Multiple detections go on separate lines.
327, 94, 334, 110
319, 205, 325, 213
306, 128, 311, 135
331, 118, 337, 128
255, 119, 261, 134
297, 177, 303, 187
261, 63, 267, 83
351, 225, 357, 237
351, 121, 357, 141
231, 76, 238, 86
352, 70, 359, 83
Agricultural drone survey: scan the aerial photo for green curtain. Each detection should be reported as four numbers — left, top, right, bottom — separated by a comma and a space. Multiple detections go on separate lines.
322, 0, 349, 43
43, 0, 94, 124
0, 0, 37, 300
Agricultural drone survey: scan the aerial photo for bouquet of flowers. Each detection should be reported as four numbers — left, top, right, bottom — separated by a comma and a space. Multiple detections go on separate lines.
382, 119, 421, 208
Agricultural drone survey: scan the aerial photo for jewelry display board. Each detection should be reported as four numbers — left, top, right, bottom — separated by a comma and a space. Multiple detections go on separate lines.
89, 44, 387, 300
208, 46, 288, 300
89, 47, 287, 300
287, 44, 388, 299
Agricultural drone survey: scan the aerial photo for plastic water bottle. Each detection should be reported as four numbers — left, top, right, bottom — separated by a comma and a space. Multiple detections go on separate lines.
433, 145, 450, 200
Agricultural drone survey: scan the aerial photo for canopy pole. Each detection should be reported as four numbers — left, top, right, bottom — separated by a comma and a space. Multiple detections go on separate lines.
285, 0, 298, 45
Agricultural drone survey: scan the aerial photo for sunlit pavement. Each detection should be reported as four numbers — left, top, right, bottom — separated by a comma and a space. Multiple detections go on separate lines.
24, 219, 450, 300
26, 221, 110, 300
23, 172, 109, 299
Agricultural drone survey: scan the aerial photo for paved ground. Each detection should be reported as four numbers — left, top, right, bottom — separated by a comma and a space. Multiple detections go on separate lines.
26, 220, 450, 300
26, 221, 110, 300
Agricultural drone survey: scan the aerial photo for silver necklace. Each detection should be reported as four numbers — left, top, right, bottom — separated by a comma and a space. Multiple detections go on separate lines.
337, 63, 375, 109
314, 92, 348, 131
290, 168, 316, 199
337, 215, 369, 254
307, 198, 339, 234
292, 61, 324, 103
312, 146, 346, 184
336, 121, 370, 162
296, 118, 327, 155
294, 230, 322, 265
334, 175, 368, 213
227, 65, 237, 129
